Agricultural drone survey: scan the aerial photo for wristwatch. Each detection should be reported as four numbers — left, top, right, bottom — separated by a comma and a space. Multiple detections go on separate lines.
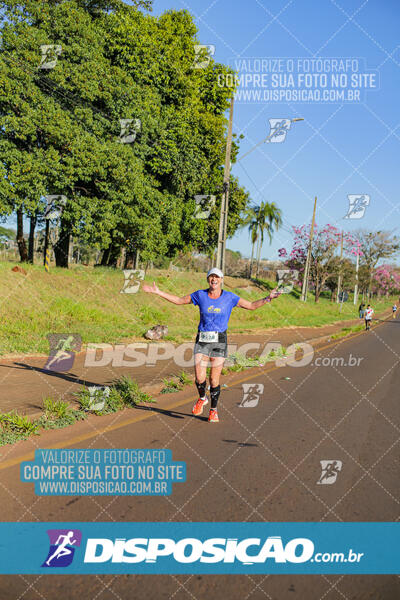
265, 296, 271, 303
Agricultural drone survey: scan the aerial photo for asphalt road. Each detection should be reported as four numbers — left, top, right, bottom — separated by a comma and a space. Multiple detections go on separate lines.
0, 319, 399, 599
0, 317, 366, 418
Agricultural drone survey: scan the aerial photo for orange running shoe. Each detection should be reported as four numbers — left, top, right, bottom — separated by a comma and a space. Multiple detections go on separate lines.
208, 408, 219, 423
192, 397, 208, 416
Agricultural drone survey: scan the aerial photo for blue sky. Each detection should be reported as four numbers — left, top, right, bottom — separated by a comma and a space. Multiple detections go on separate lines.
150, 0, 400, 259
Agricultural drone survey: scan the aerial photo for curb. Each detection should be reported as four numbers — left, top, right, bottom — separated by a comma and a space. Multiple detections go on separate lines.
0, 312, 392, 469
16, 309, 391, 422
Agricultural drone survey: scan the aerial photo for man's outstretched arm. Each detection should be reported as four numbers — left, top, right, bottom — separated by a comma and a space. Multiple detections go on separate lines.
237, 288, 281, 311
142, 281, 192, 305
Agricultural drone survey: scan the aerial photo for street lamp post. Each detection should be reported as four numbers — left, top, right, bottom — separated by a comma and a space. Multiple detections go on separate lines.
237, 118, 304, 163
216, 97, 234, 274
216, 114, 304, 274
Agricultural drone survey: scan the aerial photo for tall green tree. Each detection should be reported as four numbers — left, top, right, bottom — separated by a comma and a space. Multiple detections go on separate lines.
104, 7, 247, 260
0, 0, 249, 267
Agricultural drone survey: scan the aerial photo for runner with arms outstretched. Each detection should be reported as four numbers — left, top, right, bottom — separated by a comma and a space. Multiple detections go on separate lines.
143, 268, 281, 423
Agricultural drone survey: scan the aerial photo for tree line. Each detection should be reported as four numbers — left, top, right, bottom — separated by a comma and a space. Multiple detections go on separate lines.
1, 0, 397, 299
0, 0, 249, 267
281, 225, 400, 301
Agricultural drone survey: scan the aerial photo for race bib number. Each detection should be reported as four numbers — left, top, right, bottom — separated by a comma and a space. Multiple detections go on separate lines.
199, 331, 218, 343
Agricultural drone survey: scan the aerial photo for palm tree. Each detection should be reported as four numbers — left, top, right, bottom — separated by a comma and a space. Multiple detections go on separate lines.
240, 202, 282, 279
248, 220, 258, 278
240, 205, 259, 278
255, 201, 282, 278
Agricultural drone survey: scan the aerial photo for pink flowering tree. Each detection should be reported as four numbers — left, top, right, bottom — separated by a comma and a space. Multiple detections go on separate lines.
372, 265, 400, 296
283, 224, 361, 302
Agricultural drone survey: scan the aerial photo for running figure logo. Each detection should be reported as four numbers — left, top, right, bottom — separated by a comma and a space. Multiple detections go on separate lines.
39, 44, 62, 69
194, 195, 216, 219
44, 195, 67, 220
193, 44, 215, 69
120, 269, 145, 294
276, 269, 298, 294
239, 384, 264, 407
87, 386, 110, 411
42, 529, 82, 568
118, 118, 141, 143
317, 460, 343, 485
344, 194, 370, 219
268, 119, 291, 143
44, 334, 82, 372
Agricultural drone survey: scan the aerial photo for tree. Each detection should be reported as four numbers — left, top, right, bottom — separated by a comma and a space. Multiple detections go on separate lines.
105, 7, 248, 260
372, 264, 400, 297
0, 0, 131, 263
224, 248, 244, 276
0, 225, 15, 240
240, 201, 282, 278
254, 201, 282, 278
284, 224, 359, 302
0, 0, 249, 267
325, 257, 355, 301
355, 230, 400, 298
238, 204, 258, 277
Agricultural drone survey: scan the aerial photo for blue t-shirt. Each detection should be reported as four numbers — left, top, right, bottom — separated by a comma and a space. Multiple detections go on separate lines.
190, 289, 240, 332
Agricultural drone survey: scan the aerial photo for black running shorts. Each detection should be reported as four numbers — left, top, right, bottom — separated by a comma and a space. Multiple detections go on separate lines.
193, 331, 228, 358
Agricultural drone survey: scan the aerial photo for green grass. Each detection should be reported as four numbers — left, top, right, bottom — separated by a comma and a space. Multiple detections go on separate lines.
0, 376, 155, 446
0, 260, 394, 354
161, 371, 193, 394
161, 378, 181, 394
112, 375, 154, 406
330, 324, 364, 340
178, 371, 192, 386
75, 375, 155, 414
0, 411, 39, 445
38, 397, 84, 429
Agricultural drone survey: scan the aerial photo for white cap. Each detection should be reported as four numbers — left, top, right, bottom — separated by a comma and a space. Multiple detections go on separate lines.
207, 268, 224, 278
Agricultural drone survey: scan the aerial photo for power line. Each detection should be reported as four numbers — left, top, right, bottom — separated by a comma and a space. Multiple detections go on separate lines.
237, 160, 295, 235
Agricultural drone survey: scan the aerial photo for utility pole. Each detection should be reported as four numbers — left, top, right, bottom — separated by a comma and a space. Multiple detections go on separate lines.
43, 219, 50, 267
216, 96, 234, 274
336, 230, 344, 303
354, 249, 360, 305
300, 196, 317, 302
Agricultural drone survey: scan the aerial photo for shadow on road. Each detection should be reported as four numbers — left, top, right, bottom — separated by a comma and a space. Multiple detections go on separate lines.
222, 439, 259, 447
133, 403, 211, 422
1, 362, 102, 388
131, 404, 187, 420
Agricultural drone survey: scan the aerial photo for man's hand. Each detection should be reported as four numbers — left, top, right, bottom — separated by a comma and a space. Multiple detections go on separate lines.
142, 281, 160, 295
268, 288, 281, 300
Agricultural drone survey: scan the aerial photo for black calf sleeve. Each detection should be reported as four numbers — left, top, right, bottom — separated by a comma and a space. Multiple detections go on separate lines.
196, 380, 207, 399
210, 385, 221, 409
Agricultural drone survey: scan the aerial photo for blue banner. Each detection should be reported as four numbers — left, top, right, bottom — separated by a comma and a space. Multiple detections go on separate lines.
0, 522, 398, 574
20, 449, 186, 496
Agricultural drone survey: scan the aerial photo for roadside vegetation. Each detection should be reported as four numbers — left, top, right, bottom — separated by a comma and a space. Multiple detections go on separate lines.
0, 262, 393, 355
0, 376, 154, 446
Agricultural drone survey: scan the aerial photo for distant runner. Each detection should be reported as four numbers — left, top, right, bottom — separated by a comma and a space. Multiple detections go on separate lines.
143, 268, 281, 423
364, 304, 374, 331
392, 303, 397, 319
358, 302, 365, 319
